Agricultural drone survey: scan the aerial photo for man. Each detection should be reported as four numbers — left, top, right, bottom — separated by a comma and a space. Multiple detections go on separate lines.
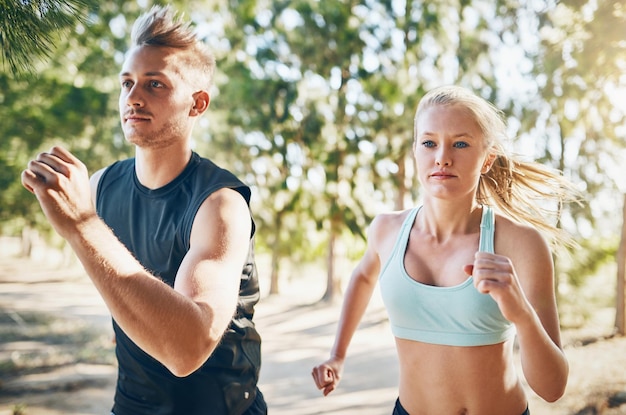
21, 6, 266, 415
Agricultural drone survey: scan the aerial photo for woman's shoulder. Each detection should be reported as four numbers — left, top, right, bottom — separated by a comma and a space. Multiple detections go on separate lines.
365, 209, 416, 261
494, 212, 542, 237
493, 211, 551, 257
371, 208, 416, 229
368, 208, 416, 244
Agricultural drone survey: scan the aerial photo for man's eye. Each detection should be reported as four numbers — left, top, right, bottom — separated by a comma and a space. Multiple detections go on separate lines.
150, 80, 163, 88
121, 80, 132, 88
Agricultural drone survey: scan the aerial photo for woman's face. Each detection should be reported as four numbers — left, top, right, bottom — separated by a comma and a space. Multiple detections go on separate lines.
413, 104, 494, 201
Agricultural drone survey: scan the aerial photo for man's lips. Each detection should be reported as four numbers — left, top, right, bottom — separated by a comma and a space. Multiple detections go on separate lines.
124, 113, 151, 122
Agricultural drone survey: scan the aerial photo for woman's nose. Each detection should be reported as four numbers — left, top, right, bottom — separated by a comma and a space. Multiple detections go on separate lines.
435, 149, 451, 166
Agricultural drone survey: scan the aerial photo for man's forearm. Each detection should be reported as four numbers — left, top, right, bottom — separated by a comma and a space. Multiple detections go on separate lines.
65, 215, 221, 376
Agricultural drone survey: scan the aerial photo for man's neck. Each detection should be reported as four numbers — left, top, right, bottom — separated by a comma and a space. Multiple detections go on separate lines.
134, 145, 192, 190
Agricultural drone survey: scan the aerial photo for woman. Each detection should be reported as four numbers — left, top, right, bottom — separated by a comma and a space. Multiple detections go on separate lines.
311, 85, 579, 414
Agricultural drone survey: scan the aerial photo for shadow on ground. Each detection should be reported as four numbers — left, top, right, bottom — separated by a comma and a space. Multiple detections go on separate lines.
1, 256, 626, 415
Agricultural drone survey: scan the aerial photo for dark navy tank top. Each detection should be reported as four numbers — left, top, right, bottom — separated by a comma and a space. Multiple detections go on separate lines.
96, 152, 262, 415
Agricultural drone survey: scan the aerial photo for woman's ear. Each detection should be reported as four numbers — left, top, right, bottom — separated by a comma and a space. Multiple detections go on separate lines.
481, 153, 496, 174
190, 90, 210, 116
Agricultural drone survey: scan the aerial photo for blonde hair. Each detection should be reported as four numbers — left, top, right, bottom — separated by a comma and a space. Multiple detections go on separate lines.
414, 85, 580, 247
130, 5, 216, 91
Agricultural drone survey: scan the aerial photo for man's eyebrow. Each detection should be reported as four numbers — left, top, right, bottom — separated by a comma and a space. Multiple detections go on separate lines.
119, 71, 167, 77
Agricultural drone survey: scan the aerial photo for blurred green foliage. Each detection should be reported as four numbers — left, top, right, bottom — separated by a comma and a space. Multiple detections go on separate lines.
0, 0, 624, 305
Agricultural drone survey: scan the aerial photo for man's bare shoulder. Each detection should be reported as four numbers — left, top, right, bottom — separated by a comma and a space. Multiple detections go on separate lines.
89, 167, 108, 206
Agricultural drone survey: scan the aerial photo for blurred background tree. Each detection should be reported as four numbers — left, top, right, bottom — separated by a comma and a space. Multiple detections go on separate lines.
528, 0, 626, 332
1, 0, 624, 327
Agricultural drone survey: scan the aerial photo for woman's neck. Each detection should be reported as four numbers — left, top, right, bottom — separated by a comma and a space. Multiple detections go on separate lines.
418, 198, 482, 242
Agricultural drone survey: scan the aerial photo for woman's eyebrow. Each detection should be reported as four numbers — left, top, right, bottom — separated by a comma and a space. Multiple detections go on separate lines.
453, 132, 476, 139
418, 131, 476, 139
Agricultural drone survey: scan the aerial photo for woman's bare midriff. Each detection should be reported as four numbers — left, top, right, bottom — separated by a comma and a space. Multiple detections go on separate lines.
395, 338, 528, 415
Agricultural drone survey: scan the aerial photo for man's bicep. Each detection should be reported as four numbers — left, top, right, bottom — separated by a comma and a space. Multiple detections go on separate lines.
175, 188, 251, 306
176, 256, 242, 336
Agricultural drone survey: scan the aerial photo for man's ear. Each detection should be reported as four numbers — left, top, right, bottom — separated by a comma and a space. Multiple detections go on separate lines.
190, 91, 210, 116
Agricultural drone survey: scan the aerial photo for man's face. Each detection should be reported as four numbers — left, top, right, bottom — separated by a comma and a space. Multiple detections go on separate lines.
119, 45, 197, 149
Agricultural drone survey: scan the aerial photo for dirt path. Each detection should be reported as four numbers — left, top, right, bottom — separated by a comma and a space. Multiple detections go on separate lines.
1, 255, 626, 415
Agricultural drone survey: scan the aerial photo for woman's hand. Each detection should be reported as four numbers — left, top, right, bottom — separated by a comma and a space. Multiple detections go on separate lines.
464, 252, 533, 324
312, 355, 345, 396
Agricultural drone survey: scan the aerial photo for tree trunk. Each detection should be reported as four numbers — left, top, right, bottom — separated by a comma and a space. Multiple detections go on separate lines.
615, 193, 626, 335
269, 215, 282, 295
20, 226, 34, 258
269, 246, 281, 296
395, 154, 406, 211
322, 230, 336, 303
322, 217, 342, 303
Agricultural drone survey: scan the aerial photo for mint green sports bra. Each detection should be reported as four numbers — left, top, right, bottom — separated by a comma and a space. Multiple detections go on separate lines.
378, 206, 516, 347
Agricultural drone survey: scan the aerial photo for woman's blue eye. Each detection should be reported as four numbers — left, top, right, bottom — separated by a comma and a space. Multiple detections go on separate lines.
454, 142, 469, 148
421, 140, 436, 148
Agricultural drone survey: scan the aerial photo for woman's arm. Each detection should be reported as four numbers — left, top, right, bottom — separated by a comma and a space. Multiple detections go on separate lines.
311, 215, 386, 396
471, 221, 568, 402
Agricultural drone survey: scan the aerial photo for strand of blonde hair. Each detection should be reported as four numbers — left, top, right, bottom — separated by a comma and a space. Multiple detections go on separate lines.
478, 153, 581, 248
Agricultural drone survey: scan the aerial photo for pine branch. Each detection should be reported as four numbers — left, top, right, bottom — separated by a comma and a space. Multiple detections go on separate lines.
0, 0, 94, 76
